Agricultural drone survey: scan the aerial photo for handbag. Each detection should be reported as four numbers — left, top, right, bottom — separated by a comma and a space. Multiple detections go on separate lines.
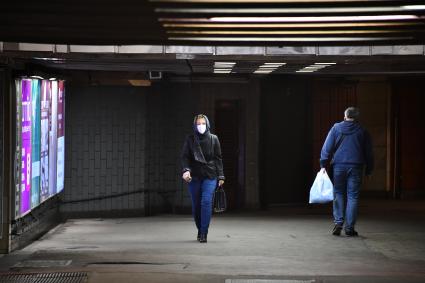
213, 185, 227, 213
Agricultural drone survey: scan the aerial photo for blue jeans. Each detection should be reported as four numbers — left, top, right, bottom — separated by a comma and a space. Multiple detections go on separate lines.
333, 165, 363, 231
188, 178, 217, 234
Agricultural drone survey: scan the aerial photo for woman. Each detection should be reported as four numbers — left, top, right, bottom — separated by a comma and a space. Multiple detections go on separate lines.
181, 114, 225, 243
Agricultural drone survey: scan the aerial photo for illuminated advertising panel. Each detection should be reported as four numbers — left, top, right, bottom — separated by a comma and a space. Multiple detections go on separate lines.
20, 79, 32, 215
40, 80, 50, 202
31, 79, 41, 208
49, 81, 58, 196
15, 78, 66, 217
56, 81, 65, 193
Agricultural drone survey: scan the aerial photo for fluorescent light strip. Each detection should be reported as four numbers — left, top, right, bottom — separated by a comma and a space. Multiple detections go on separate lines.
166, 29, 415, 35
253, 62, 286, 74
403, 5, 425, 10
156, 6, 425, 14
297, 63, 336, 73
254, 71, 274, 74
160, 15, 423, 23
162, 22, 424, 28
168, 36, 412, 42
214, 61, 236, 74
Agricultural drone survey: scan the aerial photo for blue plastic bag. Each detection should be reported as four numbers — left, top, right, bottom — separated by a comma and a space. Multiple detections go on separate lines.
309, 170, 334, 204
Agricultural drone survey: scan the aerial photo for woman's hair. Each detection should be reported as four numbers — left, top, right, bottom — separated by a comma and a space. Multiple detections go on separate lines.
194, 114, 207, 124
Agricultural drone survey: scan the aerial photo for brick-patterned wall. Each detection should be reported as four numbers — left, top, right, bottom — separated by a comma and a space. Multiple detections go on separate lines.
145, 82, 199, 214
61, 85, 147, 217
61, 80, 261, 216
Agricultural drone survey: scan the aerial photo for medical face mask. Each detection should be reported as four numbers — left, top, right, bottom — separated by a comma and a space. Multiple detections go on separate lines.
197, 124, 207, 134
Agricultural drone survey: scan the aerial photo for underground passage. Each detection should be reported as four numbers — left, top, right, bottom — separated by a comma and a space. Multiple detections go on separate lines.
1, 1, 425, 282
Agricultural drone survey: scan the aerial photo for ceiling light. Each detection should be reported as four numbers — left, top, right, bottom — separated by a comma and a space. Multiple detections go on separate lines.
128, 80, 152, 87
30, 75, 44, 79
214, 70, 232, 74
161, 15, 422, 23
402, 5, 425, 10
168, 36, 412, 42
254, 70, 274, 73
315, 62, 337, 65
296, 70, 315, 73
156, 6, 425, 14
162, 22, 424, 28
166, 29, 412, 35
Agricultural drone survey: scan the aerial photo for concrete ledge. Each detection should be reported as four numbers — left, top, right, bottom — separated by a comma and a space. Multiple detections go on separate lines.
61, 209, 145, 220
10, 196, 62, 252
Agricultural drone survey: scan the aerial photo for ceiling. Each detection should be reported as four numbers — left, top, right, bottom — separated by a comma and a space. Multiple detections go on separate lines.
1, 0, 425, 46
6, 53, 425, 77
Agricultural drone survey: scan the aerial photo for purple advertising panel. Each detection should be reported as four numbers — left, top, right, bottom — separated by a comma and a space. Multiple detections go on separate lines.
49, 81, 58, 196
20, 79, 32, 215
40, 80, 50, 202
56, 81, 65, 193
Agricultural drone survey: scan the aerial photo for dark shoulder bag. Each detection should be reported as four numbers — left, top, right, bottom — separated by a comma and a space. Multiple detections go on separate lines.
328, 134, 345, 180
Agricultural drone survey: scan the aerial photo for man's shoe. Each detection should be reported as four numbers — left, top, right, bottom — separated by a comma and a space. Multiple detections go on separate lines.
345, 230, 359, 237
332, 224, 343, 236
199, 233, 207, 243
197, 231, 201, 242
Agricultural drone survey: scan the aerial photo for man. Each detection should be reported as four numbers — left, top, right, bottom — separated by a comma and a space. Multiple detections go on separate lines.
320, 107, 374, 237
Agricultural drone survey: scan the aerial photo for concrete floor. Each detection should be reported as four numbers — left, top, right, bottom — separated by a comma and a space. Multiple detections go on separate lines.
1, 200, 425, 283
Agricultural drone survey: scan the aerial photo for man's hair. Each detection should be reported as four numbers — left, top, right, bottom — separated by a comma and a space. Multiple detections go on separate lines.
344, 107, 360, 120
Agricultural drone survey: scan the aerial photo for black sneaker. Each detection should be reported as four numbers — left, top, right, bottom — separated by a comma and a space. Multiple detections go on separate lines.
199, 233, 207, 243
197, 231, 201, 242
332, 224, 343, 236
345, 230, 359, 237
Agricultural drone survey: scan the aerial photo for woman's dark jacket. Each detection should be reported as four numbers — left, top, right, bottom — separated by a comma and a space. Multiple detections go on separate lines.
181, 133, 225, 180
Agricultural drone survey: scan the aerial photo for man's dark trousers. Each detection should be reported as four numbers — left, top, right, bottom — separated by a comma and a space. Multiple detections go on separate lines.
333, 165, 363, 232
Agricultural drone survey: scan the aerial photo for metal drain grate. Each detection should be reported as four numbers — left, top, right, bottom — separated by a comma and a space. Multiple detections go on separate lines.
0, 272, 87, 283
13, 260, 72, 268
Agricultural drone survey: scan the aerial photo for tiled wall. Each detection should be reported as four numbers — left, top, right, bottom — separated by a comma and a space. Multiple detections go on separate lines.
61, 86, 147, 216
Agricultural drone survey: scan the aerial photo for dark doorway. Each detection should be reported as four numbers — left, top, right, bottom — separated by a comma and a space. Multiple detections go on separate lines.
260, 77, 312, 207
215, 100, 245, 210
393, 79, 425, 198
311, 80, 358, 174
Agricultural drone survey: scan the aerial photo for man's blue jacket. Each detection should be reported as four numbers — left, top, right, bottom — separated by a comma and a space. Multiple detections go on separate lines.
320, 120, 374, 175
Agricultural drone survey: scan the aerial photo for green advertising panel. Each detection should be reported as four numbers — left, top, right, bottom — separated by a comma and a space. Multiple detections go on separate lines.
31, 79, 41, 208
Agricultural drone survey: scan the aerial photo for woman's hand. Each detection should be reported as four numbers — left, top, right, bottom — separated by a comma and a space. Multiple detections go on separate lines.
183, 171, 192, 183
218, 180, 225, 187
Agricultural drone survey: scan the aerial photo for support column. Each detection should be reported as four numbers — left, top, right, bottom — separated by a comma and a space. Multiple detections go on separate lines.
0, 68, 12, 253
